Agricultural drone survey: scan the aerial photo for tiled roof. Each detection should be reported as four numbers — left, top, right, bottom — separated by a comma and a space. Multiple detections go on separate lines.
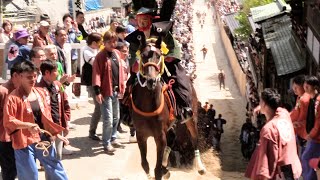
224, 13, 241, 36
261, 15, 292, 49
261, 15, 304, 76
250, 0, 291, 23
270, 37, 305, 76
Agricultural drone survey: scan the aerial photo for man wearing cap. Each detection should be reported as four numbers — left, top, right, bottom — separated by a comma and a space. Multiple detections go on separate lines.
125, 7, 194, 122
6, 29, 31, 70
33, 21, 53, 48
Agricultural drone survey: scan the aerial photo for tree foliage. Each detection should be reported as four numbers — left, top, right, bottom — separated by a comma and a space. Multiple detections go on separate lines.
235, 0, 273, 39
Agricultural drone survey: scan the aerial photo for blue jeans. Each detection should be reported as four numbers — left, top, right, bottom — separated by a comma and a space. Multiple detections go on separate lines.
100, 91, 120, 147
14, 143, 68, 180
301, 140, 320, 180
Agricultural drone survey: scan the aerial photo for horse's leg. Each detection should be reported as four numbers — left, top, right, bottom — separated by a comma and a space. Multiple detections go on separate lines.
154, 132, 168, 180
136, 132, 150, 178
162, 129, 175, 167
185, 120, 206, 175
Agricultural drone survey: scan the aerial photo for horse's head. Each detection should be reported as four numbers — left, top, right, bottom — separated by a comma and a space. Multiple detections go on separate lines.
137, 36, 167, 90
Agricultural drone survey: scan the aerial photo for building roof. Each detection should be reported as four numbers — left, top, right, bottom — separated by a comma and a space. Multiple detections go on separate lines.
270, 37, 305, 76
248, 16, 260, 32
261, 15, 304, 76
224, 13, 241, 36
261, 15, 292, 49
250, 0, 291, 23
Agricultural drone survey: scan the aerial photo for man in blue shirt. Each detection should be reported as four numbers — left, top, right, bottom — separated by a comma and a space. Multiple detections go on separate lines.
6, 29, 31, 70
125, 14, 136, 34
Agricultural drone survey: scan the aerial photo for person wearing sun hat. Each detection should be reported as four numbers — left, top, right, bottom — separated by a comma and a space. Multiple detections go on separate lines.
32, 20, 53, 48
6, 29, 31, 70
124, 7, 193, 124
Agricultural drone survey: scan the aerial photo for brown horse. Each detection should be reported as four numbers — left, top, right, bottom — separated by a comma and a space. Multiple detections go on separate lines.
131, 37, 205, 180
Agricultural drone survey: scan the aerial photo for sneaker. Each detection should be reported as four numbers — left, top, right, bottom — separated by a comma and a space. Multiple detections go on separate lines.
104, 145, 116, 153
89, 133, 100, 141
129, 135, 137, 143
116, 131, 126, 139
62, 147, 74, 155
111, 139, 125, 148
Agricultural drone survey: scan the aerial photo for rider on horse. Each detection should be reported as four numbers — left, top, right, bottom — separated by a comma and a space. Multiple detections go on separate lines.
125, 7, 194, 123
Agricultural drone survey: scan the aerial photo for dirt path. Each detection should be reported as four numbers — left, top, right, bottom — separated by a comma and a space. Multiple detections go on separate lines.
0, 0, 248, 179
192, 0, 248, 179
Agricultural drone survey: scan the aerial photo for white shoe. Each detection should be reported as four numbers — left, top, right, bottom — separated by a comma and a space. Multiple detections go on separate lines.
111, 139, 125, 148
129, 136, 137, 143
116, 131, 125, 139
62, 147, 74, 155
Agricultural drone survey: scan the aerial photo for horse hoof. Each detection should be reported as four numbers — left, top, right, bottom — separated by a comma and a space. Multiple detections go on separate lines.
198, 169, 206, 175
163, 171, 170, 179
147, 174, 153, 179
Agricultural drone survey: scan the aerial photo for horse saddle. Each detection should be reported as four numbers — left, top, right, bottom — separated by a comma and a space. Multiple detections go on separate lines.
120, 80, 177, 126
163, 82, 177, 123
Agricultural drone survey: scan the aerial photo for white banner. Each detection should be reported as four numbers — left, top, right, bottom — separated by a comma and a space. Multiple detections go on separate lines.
72, 0, 85, 19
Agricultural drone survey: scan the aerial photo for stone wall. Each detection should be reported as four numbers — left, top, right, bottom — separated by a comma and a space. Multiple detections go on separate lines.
217, 19, 246, 96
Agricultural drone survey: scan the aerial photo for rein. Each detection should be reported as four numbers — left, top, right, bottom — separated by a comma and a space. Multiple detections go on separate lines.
131, 84, 167, 117
35, 129, 53, 157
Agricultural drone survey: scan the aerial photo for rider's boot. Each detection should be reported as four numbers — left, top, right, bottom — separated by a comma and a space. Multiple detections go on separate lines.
180, 107, 193, 124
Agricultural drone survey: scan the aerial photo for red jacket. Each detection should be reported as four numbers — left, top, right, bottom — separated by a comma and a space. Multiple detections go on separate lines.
290, 93, 310, 140
0, 80, 16, 142
245, 108, 302, 179
3, 87, 64, 150
36, 79, 71, 128
92, 48, 125, 97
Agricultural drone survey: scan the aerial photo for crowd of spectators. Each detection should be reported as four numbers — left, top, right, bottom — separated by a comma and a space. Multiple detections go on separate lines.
215, 0, 240, 15
171, 0, 196, 76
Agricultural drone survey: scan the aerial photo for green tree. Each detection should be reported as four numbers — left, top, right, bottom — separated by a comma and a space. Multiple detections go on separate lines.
234, 0, 273, 39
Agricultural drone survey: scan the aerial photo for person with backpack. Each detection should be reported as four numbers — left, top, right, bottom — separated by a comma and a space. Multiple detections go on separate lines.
81, 32, 103, 141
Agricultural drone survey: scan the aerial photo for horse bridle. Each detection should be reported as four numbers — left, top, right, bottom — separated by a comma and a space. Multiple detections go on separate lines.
136, 39, 166, 87
131, 38, 171, 116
